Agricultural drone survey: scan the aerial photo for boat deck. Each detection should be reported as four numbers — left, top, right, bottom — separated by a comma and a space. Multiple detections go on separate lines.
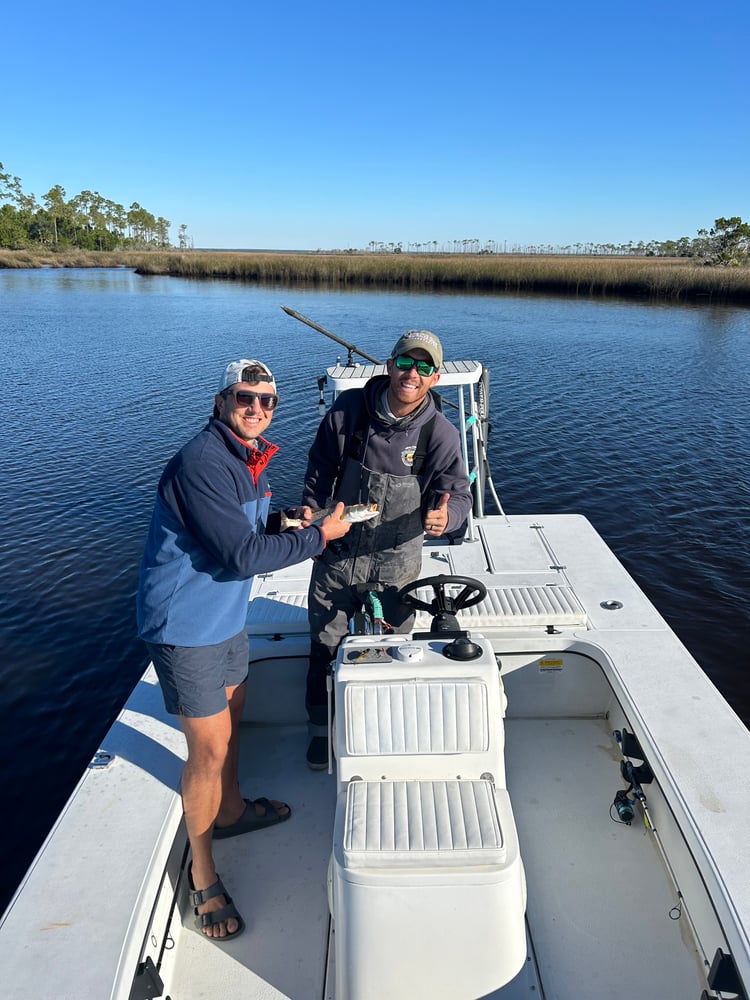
160, 513, 717, 998
3, 513, 748, 1000
165, 724, 335, 999
161, 715, 705, 1000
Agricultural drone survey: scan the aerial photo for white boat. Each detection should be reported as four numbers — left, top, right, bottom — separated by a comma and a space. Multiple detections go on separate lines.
2, 355, 749, 1000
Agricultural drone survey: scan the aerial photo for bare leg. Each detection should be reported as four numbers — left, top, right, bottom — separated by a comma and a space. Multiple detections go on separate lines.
181, 683, 290, 936
214, 680, 290, 829
215, 681, 248, 826
180, 706, 239, 938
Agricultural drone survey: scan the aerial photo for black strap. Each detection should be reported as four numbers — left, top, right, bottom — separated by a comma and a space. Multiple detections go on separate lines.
346, 396, 435, 478
411, 414, 435, 475
346, 396, 368, 462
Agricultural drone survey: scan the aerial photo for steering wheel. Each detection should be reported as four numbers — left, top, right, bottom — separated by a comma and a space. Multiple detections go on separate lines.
398, 574, 487, 616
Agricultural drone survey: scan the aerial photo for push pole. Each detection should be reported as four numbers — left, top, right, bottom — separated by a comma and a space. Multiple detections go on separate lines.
280, 305, 382, 366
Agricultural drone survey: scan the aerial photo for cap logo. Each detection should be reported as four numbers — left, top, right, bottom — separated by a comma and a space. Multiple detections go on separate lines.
407, 332, 437, 349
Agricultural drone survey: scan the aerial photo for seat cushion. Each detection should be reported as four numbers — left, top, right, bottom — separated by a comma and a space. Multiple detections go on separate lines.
341, 779, 509, 869
343, 679, 490, 756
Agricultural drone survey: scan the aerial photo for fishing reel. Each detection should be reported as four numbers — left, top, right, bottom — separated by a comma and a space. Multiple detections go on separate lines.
613, 789, 635, 824
611, 728, 654, 826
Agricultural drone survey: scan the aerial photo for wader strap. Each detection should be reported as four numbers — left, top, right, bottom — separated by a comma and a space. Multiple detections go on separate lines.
411, 414, 436, 476
346, 397, 369, 463
346, 397, 436, 477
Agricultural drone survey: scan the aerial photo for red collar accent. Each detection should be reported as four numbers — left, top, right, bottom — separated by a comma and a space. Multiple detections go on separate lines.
235, 434, 279, 484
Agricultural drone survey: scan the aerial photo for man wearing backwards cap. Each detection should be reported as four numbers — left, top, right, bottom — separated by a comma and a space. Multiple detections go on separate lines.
301, 330, 472, 769
137, 359, 350, 943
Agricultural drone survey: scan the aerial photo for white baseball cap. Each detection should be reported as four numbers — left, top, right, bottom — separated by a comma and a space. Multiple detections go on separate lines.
219, 359, 276, 393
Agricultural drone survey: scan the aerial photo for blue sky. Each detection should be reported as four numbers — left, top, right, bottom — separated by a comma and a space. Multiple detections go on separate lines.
3, 0, 747, 251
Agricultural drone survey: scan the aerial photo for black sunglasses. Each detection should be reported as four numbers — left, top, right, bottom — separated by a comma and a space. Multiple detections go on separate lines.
394, 354, 436, 377
225, 389, 279, 411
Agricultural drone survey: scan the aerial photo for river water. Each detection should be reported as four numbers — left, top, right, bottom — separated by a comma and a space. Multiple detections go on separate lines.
1, 267, 748, 911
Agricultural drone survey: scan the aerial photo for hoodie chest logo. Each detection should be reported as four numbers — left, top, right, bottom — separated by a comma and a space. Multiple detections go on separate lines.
401, 446, 416, 468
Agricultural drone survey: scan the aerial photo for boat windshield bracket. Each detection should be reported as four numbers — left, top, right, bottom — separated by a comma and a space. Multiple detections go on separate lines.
707, 947, 747, 999
129, 955, 164, 1000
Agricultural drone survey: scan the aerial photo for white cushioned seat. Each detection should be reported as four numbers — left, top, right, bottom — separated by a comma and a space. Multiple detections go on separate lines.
343, 679, 489, 757
331, 634, 526, 998
341, 778, 507, 869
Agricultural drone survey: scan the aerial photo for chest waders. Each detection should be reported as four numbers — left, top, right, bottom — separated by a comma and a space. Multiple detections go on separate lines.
305, 410, 435, 734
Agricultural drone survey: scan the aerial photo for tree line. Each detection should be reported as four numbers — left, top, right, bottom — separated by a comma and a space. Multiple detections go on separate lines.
0, 162, 191, 251
2, 161, 747, 265
363, 219, 750, 266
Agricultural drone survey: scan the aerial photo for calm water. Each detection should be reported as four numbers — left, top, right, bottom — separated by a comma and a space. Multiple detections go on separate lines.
1, 268, 749, 911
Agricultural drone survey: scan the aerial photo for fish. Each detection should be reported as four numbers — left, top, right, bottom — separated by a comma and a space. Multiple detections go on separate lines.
280, 502, 379, 530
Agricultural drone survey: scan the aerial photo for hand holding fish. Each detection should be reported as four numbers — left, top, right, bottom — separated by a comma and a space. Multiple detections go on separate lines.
319, 502, 353, 542
424, 493, 450, 536
296, 505, 315, 526
280, 502, 379, 531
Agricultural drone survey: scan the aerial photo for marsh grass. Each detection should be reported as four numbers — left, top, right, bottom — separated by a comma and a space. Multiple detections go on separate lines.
0, 248, 135, 269
2, 248, 749, 304
130, 251, 750, 304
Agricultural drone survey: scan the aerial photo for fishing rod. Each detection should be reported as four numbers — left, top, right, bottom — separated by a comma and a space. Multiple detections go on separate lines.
281, 304, 504, 515
280, 303, 457, 411
280, 305, 382, 365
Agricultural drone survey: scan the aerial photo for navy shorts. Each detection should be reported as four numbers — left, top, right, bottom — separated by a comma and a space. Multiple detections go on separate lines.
146, 630, 249, 718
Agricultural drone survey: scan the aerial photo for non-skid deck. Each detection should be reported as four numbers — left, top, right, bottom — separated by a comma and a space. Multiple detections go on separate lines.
505, 718, 705, 1000
164, 714, 704, 1000
166, 724, 336, 999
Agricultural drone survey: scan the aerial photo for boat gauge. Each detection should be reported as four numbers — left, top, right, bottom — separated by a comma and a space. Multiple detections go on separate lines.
393, 643, 424, 662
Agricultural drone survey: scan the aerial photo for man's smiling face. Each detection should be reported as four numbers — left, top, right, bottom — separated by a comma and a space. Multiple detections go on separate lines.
215, 380, 276, 444
385, 349, 441, 417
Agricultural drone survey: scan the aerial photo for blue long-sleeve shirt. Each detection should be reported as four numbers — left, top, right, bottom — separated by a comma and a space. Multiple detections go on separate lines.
137, 418, 325, 646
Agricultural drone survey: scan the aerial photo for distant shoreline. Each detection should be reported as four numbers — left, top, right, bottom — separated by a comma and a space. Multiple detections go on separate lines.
2, 248, 749, 305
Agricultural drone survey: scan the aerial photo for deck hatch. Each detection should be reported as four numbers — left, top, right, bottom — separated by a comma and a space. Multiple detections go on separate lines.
246, 592, 309, 634
413, 583, 586, 629
247, 582, 587, 635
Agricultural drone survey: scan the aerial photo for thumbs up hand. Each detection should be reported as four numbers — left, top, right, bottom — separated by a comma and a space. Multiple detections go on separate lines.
424, 492, 450, 537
